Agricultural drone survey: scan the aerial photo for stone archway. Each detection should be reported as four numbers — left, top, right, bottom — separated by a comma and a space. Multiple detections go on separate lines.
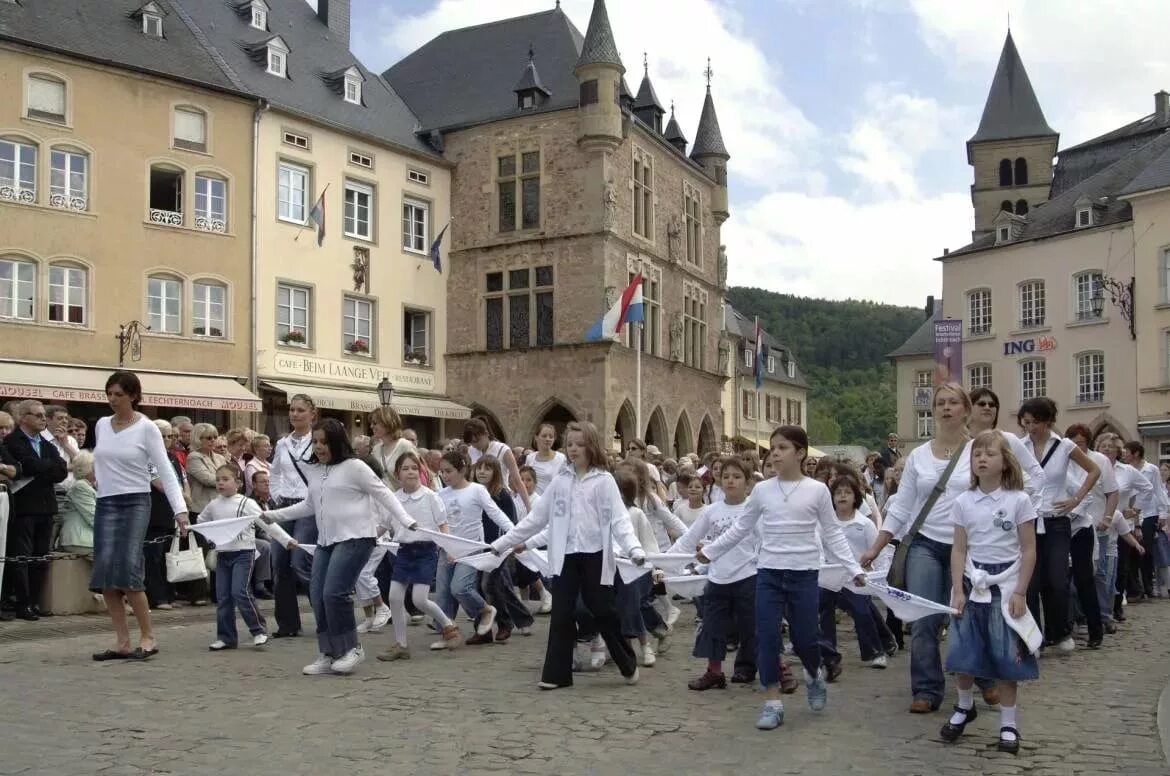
645, 406, 669, 453
527, 397, 578, 449
674, 410, 694, 459
613, 399, 637, 454
468, 404, 508, 444
1088, 411, 1133, 443
698, 414, 718, 456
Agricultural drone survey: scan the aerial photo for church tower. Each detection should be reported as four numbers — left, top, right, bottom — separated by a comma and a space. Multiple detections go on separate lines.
967, 31, 1058, 239
574, 0, 624, 152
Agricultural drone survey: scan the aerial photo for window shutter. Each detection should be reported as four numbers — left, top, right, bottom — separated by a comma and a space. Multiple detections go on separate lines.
175, 109, 206, 144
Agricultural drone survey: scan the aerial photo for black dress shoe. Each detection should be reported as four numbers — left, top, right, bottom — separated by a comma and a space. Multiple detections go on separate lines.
32, 605, 52, 618
997, 726, 1020, 754
0, 610, 13, 622
272, 629, 301, 638
252, 587, 274, 600
939, 704, 977, 742
16, 607, 39, 621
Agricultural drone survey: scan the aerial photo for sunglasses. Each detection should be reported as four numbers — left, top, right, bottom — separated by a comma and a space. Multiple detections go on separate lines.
974, 400, 998, 408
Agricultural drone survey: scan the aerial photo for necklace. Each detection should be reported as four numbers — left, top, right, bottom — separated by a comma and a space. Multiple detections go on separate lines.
778, 478, 802, 501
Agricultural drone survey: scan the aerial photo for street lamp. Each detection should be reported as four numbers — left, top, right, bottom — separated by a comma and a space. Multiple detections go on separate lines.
116, 320, 150, 367
1090, 284, 1105, 319
377, 377, 394, 408
1094, 276, 1136, 339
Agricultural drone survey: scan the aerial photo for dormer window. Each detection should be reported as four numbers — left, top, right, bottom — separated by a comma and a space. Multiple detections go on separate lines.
266, 38, 289, 78
996, 225, 1011, 244
344, 74, 361, 105
250, 1, 268, 30
135, 1, 165, 37
1076, 207, 1092, 228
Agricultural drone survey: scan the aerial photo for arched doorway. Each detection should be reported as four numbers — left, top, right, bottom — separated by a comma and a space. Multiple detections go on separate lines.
613, 399, 636, 454
528, 398, 577, 449
674, 411, 694, 459
698, 414, 717, 456
468, 404, 507, 444
645, 406, 669, 453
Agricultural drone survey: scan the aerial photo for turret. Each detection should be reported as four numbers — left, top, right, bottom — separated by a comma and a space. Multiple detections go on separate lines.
574, 0, 624, 151
514, 46, 551, 111
691, 60, 730, 224
633, 54, 665, 134
664, 102, 687, 154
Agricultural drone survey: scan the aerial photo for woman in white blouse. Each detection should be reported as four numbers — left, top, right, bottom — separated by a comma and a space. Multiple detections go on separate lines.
265, 419, 418, 677
90, 371, 188, 662
524, 423, 567, 495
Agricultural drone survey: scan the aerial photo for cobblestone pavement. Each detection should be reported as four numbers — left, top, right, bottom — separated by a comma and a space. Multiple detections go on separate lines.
0, 597, 1168, 776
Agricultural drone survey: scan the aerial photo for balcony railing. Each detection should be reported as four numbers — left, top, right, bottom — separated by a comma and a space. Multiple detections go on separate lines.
49, 193, 87, 211
148, 208, 183, 226
0, 185, 36, 204
194, 215, 227, 233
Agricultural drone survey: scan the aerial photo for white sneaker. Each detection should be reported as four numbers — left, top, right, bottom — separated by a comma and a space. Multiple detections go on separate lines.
302, 654, 334, 675
625, 666, 640, 685
356, 618, 373, 634
252, 633, 269, 647
538, 589, 553, 614
370, 604, 392, 632
665, 603, 680, 627
516, 626, 533, 636
865, 654, 887, 669
208, 640, 231, 651
330, 646, 365, 674
1056, 636, 1076, 653
641, 643, 657, 667
476, 605, 497, 636
410, 615, 425, 626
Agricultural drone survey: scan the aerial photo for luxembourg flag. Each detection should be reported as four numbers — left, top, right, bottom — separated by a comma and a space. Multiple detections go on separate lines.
586, 274, 644, 341
753, 317, 765, 389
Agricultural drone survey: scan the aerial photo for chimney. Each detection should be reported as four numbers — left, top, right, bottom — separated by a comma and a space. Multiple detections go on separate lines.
317, 0, 351, 50
925, 295, 935, 320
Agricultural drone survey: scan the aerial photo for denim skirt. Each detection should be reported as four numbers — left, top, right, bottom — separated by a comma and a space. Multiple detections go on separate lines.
944, 564, 1039, 682
391, 541, 439, 586
89, 492, 152, 592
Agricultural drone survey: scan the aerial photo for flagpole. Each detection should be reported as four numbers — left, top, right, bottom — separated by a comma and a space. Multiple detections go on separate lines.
636, 259, 644, 438
294, 182, 329, 242
755, 316, 762, 456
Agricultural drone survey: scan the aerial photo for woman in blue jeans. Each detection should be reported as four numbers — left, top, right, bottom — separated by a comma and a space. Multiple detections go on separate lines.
265, 419, 418, 676
862, 383, 1000, 713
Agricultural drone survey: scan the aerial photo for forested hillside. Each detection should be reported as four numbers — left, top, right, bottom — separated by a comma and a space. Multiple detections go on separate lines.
727, 287, 927, 449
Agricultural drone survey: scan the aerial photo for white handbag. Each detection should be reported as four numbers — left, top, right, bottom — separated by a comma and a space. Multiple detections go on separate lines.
166, 532, 209, 584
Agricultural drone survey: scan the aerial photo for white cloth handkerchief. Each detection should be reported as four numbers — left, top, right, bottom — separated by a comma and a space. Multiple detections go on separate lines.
189, 516, 255, 547
297, 544, 317, 556
662, 574, 708, 599
456, 549, 512, 572
414, 527, 489, 559
615, 557, 653, 583
515, 548, 550, 577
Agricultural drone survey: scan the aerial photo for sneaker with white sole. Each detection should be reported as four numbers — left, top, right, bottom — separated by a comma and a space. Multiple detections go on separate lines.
625, 666, 640, 685
330, 646, 365, 674
475, 605, 497, 636
410, 614, 424, 626
208, 640, 233, 651
538, 589, 553, 614
589, 635, 607, 669
665, 604, 680, 627
356, 618, 373, 634
429, 625, 461, 650
865, 654, 887, 669
302, 654, 334, 675
252, 633, 269, 648
641, 643, 657, 667
370, 604, 392, 632
805, 668, 828, 712
1056, 636, 1076, 653
516, 626, 533, 636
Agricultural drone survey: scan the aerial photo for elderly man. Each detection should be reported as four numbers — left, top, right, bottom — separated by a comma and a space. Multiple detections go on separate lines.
879, 433, 901, 468
170, 416, 194, 469
3, 400, 67, 620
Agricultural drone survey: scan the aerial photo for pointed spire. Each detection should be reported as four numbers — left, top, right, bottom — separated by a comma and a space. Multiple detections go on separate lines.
575, 0, 624, 74
514, 45, 550, 103
665, 101, 688, 154
633, 54, 663, 112
968, 31, 1056, 144
691, 60, 728, 159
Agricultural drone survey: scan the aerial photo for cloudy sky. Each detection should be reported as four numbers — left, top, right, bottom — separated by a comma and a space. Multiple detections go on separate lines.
338, 0, 1170, 307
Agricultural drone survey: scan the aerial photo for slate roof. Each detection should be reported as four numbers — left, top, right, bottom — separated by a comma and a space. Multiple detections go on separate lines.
1053, 115, 1170, 196
384, 8, 585, 132
1119, 141, 1170, 196
724, 304, 809, 388
888, 302, 941, 359
634, 72, 663, 112
574, 0, 622, 72
691, 87, 729, 159
664, 106, 687, 146
176, 0, 435, 157
0, 0, 241, 94
514, 53, 550, 96
943, 130, 1170, 259
967, 31, 1057, 147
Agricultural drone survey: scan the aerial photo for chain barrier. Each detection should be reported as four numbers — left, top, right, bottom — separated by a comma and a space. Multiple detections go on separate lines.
0, 533, 175, 565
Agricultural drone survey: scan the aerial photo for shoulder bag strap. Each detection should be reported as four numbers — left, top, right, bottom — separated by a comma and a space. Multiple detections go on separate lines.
1038, 439, 1060, 469
286, 439, 309, 486
902, 444, 965, 545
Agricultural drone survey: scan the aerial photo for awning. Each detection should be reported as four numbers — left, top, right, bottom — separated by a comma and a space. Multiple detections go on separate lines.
262, 381, 471, 420
0, 361, 262, 412
1138, 419, 1170, 436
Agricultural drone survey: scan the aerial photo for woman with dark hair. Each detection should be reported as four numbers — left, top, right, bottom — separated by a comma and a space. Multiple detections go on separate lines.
264, 418, 419, 676
90, 371, 188, 660
464, 417, 530, 512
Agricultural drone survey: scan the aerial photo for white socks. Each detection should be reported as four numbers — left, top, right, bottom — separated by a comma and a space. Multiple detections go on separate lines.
949, 688, 975, 725
1000, 705, 1018, 740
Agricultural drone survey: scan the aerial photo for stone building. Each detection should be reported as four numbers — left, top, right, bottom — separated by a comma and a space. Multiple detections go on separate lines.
385, 0, 729, 453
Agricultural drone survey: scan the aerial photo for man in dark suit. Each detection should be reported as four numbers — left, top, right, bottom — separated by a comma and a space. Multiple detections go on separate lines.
879, 432, 901, 469
4, 400, 67, 620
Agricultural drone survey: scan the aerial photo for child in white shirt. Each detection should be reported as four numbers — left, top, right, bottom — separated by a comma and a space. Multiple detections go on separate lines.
198, 465, 295, 650
942, 431, 1039, 755
613, 467, 661, 668
1095, 508, 1144, 631
672, 472, 708, 527
513, 466, 552, 614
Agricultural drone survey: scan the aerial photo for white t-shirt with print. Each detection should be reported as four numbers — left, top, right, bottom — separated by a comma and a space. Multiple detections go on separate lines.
952, 487, 1038, 565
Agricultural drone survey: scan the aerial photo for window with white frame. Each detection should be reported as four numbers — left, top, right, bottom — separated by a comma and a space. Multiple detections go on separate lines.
914, 370, 932, 388
683, 283, 707, 369
343, 180, 373, 240
192, 281, 226, 338
173, 107, 207, 152
402, 198, 428, 253
768, 354, 776, 373
26, 74, 66, 123
0, 258, 35, 320
282, 130, 309, 150
1076, 351, 1105, 404
0, 138, 38, 202
348, 151, 373, 169
968, 289, 992, 335
404, 308, 430, 363
996, 225, 1011, 244
278, 161, 308, 223
408, 169, 429, 185
249, 1, 268, 30
266, 39, 288, 78
142, 10, 162, 36
276, 282, 310, 345
1020, 358, 1046, 400
786, 359, 795, 379
48, 264, 86, 325
744, 348, 753, 368
1074, 270, 1104, 321
916, 410, 934, 438
684, 181, 701, 265
344, 74, 362, 105
147, 275, 182, 334
49, 148, 87, 210
1076, 207, 1092, 228
343, 297, 373, 355
1164, 248, 1170, 304
625, 263, 661, 355
1019, 280, 1045, 328
968, 363, 992, 390
633, 147, 654, 240
194, 175, 227, 232
742, 389, 757, 420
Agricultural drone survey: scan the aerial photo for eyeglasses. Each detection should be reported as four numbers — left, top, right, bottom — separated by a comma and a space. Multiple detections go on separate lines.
25, 412, 46, 419
974, 400, 998, 408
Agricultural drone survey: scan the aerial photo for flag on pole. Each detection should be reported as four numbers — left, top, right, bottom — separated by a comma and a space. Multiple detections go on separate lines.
753, 317, 765, 389
429, 222, 449, 273
307, 191, 326, 247
586, 273, 644, 341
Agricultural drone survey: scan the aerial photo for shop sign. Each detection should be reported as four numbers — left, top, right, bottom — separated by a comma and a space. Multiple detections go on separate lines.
1002, 335, 1057, 357
272, 354, 436, 393
0, 384, 261, 412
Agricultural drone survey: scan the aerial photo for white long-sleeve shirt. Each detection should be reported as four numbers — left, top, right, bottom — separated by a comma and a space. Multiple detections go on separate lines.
1066, 449, 1118, 531
669, 500, 756, 584
1133, 461, 1170, 518
93, 415, 186, 516
197, 494, 293, 553
439, 482, 512, 544
627, 506, 659, 555
1113, 461, 1154, 512
642, 495, 687, 549
394, 486, 447, 542
265, 458, 416, 546
702, 477, 862, 576
882, 442, 972, 545
999, 430, 1046, 509
268, 431, 314, 503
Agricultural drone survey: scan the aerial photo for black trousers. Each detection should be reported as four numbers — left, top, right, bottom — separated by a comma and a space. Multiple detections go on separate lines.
1027, 516, 1071, 643
485, 561, 534, 630
1140, 516, 1161, 596
1069, 526, 1102, 641
693, 575, 756, 678
143, 525, 174, 607
543, 552, 636, 686
7, 512, 53, 609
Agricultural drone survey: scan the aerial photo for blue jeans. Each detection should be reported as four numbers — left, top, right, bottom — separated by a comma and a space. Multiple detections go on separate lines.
269, 511, 317, 633
755, 568, 820, 688
905, 535, 992, 706
215, 550, 266, 644
1095, 532, 1117, 624
309, 538, 373, 657
434, 551, 486, 624
819, 587, 883, 662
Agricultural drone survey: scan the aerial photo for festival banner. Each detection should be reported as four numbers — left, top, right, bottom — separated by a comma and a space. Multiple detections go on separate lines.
933, 319, 963, 386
